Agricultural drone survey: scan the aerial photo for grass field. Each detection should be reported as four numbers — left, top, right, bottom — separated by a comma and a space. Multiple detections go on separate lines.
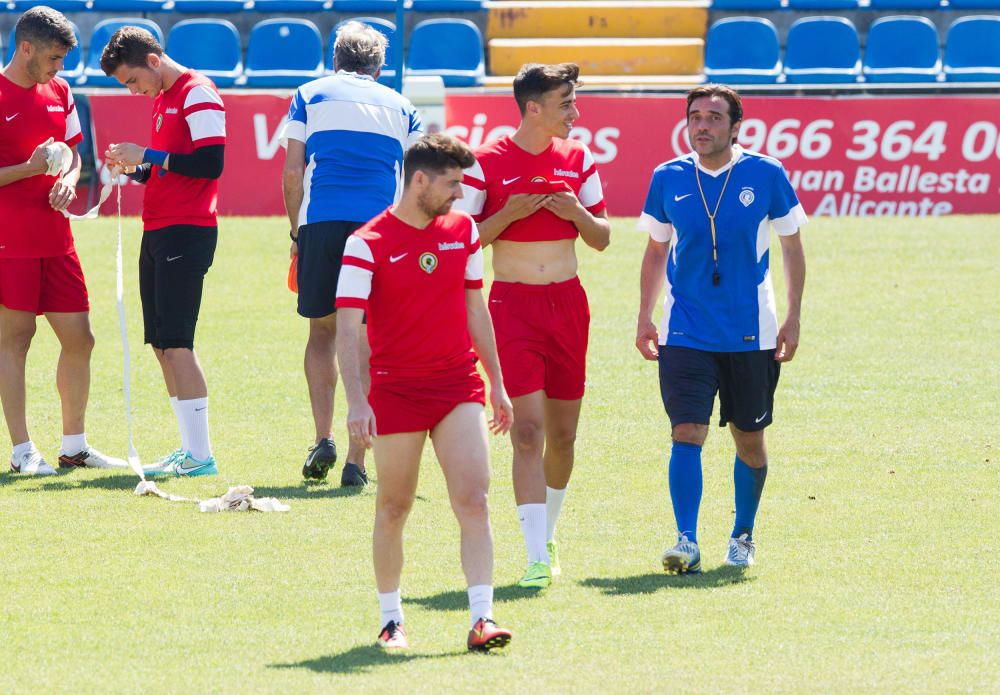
1, 214, 997, 693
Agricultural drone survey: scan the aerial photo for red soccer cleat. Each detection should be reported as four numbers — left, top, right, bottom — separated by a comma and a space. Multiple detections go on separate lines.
377, 620, 408, 650
467, 618, 512, 652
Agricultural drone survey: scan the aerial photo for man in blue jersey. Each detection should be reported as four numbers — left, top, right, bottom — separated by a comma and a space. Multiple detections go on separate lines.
636, 84, 807, 572
280, 21, 422, 486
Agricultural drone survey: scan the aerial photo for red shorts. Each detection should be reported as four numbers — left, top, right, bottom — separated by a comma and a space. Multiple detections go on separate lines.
0, 251, 89, 315
488, 276, 589, 400
370, 367, 486, 435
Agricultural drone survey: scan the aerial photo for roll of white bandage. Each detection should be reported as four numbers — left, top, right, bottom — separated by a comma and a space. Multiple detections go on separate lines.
44, 140, 73, 177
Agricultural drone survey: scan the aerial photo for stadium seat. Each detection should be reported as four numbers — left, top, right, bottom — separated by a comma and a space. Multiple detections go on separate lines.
411, 0, 484, 10
251, 0, 329, 10
330, 0, 397, 11
167, 20, 242, 88
787, 0, 859, 8
83, 19, 164, 87
327, 17, 398, 85
7, 22, 83, 82
704, 17, 780, 84
406, 18, 484, 87
783, 17, 861, 84
949, 0, 1000, 7
91, 0, 170, 10
943, 16, 1000, 82
172, 0, 250, 11
710, 0, 781, 9
12, 0, 89, 11
863, 16, 939, 83
868, 0, 942, 9
244, 19, 324, 88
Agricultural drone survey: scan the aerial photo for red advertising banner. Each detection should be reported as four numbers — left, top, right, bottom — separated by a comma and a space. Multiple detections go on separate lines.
86, 93, 1000, 218
445, 94, 1000, 217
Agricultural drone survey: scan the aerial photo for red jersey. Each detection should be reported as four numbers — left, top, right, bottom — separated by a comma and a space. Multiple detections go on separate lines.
336, 209, 484, 381
0, 74, 82, 258
144, 70, 225, 231
458, 135, 606, 242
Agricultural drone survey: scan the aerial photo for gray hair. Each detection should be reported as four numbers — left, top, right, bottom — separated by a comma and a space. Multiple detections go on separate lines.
333, 21, 387, 76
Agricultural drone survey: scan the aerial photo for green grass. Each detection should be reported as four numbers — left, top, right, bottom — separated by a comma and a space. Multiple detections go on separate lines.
1, 215, 997, 693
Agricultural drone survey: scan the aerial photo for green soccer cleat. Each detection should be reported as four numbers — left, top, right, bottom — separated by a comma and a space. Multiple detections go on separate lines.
517, 560, 552, 589
661, 534, 702, 575
146, 452, 218, 477
547, 540, 561, 577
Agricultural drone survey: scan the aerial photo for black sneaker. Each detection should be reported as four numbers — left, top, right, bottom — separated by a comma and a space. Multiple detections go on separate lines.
340, 462, 368, 487
302, 438, 337, 480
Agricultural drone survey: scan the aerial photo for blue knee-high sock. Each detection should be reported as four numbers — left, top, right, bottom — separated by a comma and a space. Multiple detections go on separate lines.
668, 442, 703, 544
732, 456, 768, 541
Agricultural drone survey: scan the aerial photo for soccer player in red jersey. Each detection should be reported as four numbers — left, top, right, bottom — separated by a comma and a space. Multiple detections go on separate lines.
101, 27, 226, 477
0, 7, 126, 475
456, 63, 611, 588
336, 134, 514, 652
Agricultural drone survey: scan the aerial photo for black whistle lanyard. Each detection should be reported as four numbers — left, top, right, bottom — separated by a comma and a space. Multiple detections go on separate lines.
694, 157, 735, 287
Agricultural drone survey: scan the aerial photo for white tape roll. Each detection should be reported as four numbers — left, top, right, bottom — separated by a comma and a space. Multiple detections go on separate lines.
44, 141, 73, 177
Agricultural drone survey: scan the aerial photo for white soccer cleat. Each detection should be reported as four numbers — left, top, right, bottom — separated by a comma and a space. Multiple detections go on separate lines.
10, 449, 57, 476
661, 534, 701, 574
725, 533, 755, 567
58, 447, 129, 470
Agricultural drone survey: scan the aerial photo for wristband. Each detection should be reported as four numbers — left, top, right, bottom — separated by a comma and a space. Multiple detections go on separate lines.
143, 148, 168, 167
290, 230, 298, 242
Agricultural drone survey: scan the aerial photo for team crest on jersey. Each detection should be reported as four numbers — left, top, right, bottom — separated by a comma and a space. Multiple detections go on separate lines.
419, 252, 438, 274
531, 176, 547, 183
155, 114, 163, 132
739, 187, 755, 207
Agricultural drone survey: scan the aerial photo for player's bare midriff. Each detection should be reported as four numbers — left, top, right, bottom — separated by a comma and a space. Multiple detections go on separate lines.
491, 238, 578, 284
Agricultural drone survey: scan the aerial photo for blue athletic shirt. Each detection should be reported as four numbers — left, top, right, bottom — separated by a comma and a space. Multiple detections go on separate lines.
280, 70, 423, 226
638, 146, 807, 352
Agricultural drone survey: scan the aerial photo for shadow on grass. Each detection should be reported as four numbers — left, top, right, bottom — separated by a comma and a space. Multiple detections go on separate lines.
4, 471, 139, 493
269, 644, 466, 674
252, 482, 370, 500
404, 583, 543, 612
579, 566, 755, 595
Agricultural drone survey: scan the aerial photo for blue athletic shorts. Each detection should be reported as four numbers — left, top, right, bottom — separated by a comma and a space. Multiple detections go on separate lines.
658, 345, 780, 432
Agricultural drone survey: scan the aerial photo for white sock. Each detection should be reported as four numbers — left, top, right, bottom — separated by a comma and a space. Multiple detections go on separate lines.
60, 433, 88, 456
378, 589, 404, 627
12, 440, 36, 459
170, 396, 189, 451
546, 486, 568, 543
517, 503, 549, 564
468, 584, 493, 628
177, 397, 211, 460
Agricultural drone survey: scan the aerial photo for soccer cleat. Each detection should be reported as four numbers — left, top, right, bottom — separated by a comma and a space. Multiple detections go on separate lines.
467, 618, 512, 652
145, 452, 218, 477
302, 438, 337, 481
661, 534, 702, 575
517, 561, 552, 589
58, 447, 128, 470
10, 449, 57, 476
547, 540, 561, 577
376, 620, 408, 649
143, 448, 185, 475
725, 533, 756, 567
340, 462, 368, 487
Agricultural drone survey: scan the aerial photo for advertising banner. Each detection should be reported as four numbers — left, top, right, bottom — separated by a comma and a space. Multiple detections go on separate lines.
86, 93, 1000, 218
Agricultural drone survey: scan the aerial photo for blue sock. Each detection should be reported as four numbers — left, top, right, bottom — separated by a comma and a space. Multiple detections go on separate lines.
732, 456, 768, 541
668, 442, 703, 544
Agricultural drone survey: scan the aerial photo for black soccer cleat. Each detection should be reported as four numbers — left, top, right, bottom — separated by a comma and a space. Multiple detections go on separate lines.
340, 462, 368, 487
302, 438, 337, 480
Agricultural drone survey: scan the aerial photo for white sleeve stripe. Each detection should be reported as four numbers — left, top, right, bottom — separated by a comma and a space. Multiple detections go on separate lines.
469, 219, 481, 246
343, 235, 375, 263
465, 247, 484, 281
187, 109, 226, 141
335, 264, 372, 300
581, 143, 595, 170
279, 119, 305, 147
638, 212, 673, 243
65, 111, 82, 142
579, 169, 604, 208
464, 159, 484, 183
184, 85, 224, 109
772, 203, 808, 236
455, 185, 485, 216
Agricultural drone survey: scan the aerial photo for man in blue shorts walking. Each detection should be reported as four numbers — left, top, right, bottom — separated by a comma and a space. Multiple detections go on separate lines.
636, 84, 807, 572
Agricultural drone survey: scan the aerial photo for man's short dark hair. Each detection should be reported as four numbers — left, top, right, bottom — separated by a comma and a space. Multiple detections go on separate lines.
14, 6, 76, 51
513, 63, 580, 116
403, 134, 476, 186
100, 26, 163, 75
686, 84, 744, 128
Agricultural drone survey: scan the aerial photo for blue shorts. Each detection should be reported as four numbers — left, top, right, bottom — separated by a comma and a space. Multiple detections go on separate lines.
658, 345, 780, 432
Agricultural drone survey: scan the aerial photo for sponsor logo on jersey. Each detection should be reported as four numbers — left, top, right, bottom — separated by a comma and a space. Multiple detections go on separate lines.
46, 105, 65, 113
419, 252, 438, 273
739, 187, 755, 207
553, 168, 579, 178
438, 241, 463, 251
165, 107, 179, 114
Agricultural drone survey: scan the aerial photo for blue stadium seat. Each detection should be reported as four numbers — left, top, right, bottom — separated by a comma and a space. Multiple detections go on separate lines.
868, 0, 942, 9
7, 22, 83, 82
251, 0, 329, 10
91, 0, 170, 10
172, 0, 250, 11
783, 17, 861, 84
331, 0, 397, 9
710, 0, 781, 9
943, 16, 1000, 82
12, 0, 89, 10
167, 19, 242, 88
406, 18, 484, 87
411, 0, 484, 10
83, 19, 164, 87
244, 19, 324, 88
863, 16, 939, 83
949, 0, 1000, 7
704, 17, 780, 84
787, 0, 858, 8
327, 17, 398, 85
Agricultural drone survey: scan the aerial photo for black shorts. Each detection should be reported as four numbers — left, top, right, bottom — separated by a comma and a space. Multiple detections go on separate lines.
658, 345, 780, 432
296, 220, 365, 319
139, 224, 217, 350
